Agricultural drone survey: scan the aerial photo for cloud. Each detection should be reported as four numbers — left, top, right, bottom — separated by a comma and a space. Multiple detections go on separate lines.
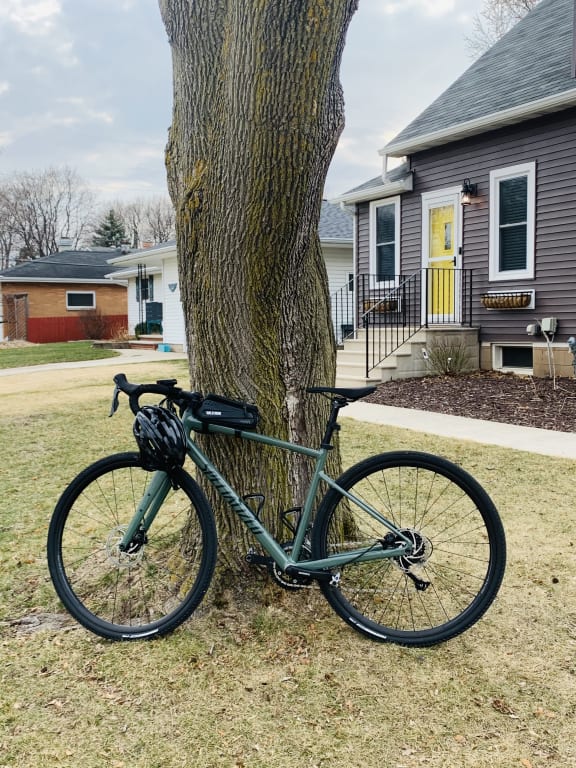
372, 0, 474, 17
0, 82, 10, 96
0, 0, 62, 35
0, 131, 14, 148
55, 97, 114, 125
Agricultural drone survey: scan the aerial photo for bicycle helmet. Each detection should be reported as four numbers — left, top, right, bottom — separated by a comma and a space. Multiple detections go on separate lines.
133, 405, 187, 471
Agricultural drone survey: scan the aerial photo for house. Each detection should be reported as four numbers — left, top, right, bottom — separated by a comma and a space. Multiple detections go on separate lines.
0, 248, 128, 343
333, 0, 576, 383
107, 200, 353, 351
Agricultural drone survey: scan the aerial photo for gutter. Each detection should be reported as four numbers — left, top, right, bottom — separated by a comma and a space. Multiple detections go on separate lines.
0, 277, 127, 286
330, 173, 414, 206
382, 88, 576, 157
107, 243, 176, 265
105, 266, 162, 279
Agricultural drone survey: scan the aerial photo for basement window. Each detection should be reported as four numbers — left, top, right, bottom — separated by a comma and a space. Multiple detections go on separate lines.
493, 344, 533, 373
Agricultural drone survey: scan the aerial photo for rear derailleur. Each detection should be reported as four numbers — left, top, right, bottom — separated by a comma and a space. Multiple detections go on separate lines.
381, 531, 431, 592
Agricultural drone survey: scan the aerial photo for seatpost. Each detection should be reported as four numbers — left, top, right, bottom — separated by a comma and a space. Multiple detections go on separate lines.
320, 398, 347, 449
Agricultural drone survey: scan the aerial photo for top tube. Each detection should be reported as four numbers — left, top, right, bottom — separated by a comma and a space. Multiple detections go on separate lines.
180, 408, 322, 459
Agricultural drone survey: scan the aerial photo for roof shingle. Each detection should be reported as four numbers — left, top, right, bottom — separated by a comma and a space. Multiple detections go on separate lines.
0, 249, 128, 281
387, 0, 574, 150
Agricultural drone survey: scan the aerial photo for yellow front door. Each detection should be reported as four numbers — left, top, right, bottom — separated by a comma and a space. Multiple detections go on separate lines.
427, 201, 456, 320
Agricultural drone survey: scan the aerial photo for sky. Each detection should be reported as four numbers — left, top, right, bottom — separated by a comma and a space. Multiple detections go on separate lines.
0, 0, 486, 204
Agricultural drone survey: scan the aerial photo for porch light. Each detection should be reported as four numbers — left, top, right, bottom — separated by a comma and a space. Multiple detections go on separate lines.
461, 178, 477, 205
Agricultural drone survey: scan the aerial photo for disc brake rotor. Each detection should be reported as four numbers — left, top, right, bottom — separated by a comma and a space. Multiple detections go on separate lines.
105, 526, 145, 569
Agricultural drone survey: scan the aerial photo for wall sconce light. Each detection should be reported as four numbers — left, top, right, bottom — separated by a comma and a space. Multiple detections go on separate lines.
461, 178, 477, 206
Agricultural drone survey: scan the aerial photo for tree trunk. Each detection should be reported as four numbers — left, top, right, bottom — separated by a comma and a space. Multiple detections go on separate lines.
159, 0, 358, 576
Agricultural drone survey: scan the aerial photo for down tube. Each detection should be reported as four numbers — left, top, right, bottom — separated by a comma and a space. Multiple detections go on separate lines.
186, 438, 294, 570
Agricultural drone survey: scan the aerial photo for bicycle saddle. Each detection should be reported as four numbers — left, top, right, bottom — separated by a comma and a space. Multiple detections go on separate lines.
306, 385, 377, 402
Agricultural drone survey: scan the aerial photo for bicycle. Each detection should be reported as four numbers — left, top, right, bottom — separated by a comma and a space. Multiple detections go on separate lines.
47, 373, 506, 646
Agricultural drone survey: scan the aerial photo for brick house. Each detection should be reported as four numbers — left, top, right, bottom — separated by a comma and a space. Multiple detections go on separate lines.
0, 248, 128, 343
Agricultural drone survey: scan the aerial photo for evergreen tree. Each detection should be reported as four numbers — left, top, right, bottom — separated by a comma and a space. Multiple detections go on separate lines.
92, 209, 128, 248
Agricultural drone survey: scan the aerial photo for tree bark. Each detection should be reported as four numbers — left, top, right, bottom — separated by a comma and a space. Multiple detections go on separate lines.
159, 0, 358, 574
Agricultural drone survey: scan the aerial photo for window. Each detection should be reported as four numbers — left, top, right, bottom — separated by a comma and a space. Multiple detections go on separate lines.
489, 163, 535, 281
66, 292, 95, 310
493, 344, 533, 372
136, 276, 154, 302
370, 197, 400, 283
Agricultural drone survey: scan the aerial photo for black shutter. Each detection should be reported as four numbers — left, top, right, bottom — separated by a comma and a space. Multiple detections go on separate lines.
499, 176, 528, 271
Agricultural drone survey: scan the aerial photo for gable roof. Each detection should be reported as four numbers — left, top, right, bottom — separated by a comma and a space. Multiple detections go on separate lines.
385, 0, 576, 157
0, 249, 129, 283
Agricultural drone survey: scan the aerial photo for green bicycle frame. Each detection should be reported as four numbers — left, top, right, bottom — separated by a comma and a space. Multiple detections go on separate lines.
120, 405, 413, 572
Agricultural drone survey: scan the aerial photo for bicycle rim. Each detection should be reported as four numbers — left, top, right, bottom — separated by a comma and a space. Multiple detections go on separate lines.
47, 453, 217, 640
312, 451, 506, 646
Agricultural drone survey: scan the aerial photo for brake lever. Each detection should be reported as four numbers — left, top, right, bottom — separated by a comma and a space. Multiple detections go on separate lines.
109, 385, 121, 417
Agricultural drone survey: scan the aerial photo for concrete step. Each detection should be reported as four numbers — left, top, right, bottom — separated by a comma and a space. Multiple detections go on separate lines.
129, 334, 163, 351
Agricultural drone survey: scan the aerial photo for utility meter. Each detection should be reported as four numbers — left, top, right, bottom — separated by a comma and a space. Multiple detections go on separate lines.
540, 317, 558, 334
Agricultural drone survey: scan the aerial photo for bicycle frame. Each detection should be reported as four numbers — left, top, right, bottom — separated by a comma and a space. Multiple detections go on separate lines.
120, 405, 413, 574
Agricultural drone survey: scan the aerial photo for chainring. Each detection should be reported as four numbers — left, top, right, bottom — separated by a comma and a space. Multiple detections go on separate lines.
270, 542, 313, 591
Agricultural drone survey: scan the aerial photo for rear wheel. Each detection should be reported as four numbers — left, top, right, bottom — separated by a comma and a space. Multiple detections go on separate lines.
312, 451, 506, 646
47, 452, 217, 640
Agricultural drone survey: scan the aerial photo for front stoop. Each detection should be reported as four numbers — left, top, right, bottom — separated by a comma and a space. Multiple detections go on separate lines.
129, 334, 163, 351
335, 327, 479, 387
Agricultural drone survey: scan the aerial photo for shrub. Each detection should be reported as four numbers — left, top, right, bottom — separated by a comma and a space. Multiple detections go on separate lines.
423, 338, 474, 376
78, 309, 108, 340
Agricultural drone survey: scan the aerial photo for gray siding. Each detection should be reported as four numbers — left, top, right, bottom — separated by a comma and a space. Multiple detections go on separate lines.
357, 107, 576, 344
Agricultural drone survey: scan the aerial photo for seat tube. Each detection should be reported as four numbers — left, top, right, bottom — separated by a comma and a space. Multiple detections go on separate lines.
291, 447, 330, 557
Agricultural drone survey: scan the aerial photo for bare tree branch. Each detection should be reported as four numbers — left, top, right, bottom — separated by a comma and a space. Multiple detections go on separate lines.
0, 167, 95, 260
466, 0, 540, 58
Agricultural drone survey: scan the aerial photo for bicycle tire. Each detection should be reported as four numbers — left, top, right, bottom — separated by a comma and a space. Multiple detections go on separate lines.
47, 452, 217, 641
312, 451, 506, 646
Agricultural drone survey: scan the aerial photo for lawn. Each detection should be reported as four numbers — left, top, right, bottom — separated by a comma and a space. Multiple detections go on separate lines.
0, 341, 118, 369
0, 362, 574, 768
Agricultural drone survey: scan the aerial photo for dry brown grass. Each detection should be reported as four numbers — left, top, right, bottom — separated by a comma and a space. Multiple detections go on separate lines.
1, 362, 575, 768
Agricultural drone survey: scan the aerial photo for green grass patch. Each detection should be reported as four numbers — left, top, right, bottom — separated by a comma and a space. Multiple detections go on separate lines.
0, 341, 118, 369
0, 367, 575, 767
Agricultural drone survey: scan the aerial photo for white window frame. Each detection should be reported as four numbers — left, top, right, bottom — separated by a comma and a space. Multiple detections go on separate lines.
369, 196, 400, 287
66, 291, 96, 310
492, 343, 533, 375
489, 162, 536, 281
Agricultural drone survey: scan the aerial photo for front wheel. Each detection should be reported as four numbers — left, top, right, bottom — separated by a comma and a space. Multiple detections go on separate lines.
312, 451, 506, 646
47, 452, 217, 640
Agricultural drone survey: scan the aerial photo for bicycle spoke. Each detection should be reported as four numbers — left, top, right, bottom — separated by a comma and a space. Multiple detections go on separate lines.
312, 451, 505, 646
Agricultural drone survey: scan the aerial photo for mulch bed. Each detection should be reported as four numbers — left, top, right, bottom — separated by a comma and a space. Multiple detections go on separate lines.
364, 371, 576, 433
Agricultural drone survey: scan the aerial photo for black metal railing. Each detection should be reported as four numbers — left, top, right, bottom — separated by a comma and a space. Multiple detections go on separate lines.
360, 272, 421, 376
330, 269, 473, 376
331, 276, 356, 345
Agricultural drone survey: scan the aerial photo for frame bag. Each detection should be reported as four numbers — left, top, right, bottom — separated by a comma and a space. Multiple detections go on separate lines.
196, 394, 259, 431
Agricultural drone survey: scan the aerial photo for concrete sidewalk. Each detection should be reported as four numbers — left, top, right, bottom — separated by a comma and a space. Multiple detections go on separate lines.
345, 400, 576, 460
0, 347, 188, 377
2, 348, 574, 459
